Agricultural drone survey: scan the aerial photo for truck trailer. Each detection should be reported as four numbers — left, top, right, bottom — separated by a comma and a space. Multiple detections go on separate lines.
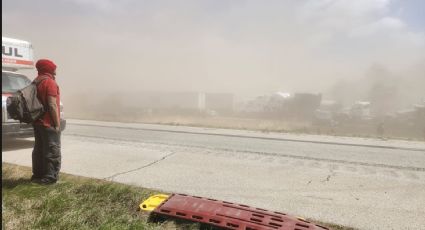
2, 36, 66, 138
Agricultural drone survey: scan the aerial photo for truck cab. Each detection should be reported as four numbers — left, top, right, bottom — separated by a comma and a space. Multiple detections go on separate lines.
2, 37, 66, 138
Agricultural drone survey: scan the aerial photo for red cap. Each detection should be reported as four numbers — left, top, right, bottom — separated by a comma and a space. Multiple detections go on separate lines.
36, 59, 57, 75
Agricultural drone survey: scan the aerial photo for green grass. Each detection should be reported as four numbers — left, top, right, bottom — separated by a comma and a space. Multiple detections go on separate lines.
2, 163, 353, 230
2, 163, 199, 230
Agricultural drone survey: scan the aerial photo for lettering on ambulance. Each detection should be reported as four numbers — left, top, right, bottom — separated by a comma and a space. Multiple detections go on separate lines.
2, 46, 23, 58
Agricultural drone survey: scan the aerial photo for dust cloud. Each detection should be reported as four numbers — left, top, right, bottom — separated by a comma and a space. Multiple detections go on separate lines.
3, 0, 425, 139
328, 62, 425, 114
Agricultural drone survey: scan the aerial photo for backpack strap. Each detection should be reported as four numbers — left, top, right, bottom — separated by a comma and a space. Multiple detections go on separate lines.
33, 76, 50, 85
32, 76, 51, 117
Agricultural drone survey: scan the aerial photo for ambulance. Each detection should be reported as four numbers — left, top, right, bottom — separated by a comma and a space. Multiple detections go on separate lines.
2, 37, 66, 138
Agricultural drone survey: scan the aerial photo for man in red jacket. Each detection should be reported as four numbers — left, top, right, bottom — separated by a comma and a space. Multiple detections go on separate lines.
31, 59, 61, 185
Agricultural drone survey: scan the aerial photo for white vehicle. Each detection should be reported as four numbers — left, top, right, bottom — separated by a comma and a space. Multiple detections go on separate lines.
2, 37, 66, 138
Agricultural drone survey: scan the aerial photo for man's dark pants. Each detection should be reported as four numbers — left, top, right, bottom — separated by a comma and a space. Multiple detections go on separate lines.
32, 124, 61, 182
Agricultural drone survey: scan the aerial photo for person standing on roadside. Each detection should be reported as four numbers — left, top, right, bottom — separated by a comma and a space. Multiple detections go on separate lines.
31, 59, 61, 185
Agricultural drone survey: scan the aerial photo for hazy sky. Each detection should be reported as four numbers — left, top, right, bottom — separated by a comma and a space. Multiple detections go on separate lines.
3, 0, 425, 99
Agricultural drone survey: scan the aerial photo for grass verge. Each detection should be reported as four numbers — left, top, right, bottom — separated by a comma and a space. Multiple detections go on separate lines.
2, 163, 353, 230
2, 163, 199, 230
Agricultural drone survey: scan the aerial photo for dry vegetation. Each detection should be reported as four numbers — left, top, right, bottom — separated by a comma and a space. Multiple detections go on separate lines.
67, 110, 425, 141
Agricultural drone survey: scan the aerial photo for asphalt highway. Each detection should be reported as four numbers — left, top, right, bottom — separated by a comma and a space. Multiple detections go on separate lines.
3, 119, 425, 230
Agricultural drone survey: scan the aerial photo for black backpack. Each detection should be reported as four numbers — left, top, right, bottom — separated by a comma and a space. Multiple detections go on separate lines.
6, 77, 49, 124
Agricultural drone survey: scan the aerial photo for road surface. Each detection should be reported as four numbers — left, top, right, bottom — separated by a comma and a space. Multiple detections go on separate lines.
3, 119, 425, 230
